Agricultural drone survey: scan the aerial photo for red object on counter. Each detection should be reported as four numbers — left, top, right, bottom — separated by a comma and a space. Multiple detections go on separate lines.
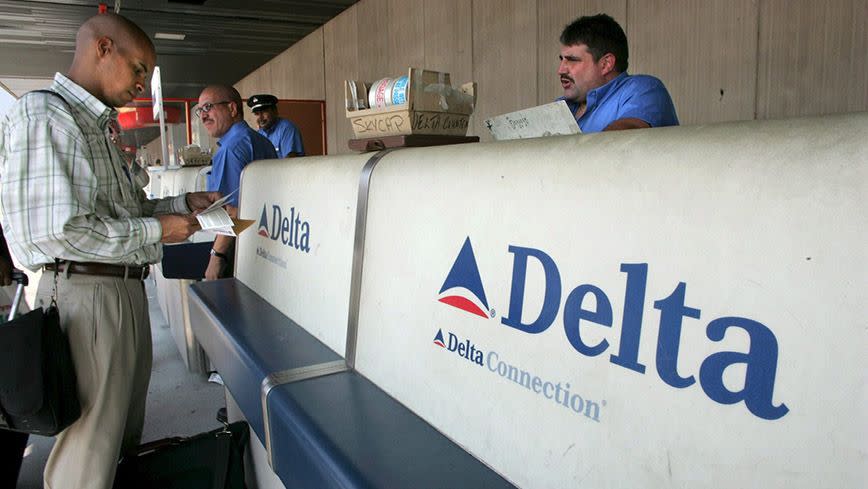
117, 106, 182, 130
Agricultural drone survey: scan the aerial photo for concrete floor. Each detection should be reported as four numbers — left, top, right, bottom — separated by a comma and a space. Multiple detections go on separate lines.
15, 278, 226, 488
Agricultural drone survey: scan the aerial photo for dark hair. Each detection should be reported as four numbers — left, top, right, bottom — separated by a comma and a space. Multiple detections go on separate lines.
560, 14, 629, 73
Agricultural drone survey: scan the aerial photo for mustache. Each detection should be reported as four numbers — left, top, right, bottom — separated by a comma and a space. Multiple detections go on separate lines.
560, 75, 574, 83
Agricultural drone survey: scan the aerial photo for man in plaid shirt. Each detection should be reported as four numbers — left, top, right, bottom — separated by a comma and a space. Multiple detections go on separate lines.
0, 13, 219, 489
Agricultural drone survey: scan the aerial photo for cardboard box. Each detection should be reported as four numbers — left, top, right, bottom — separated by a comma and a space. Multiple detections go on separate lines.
345, 68, 476, 138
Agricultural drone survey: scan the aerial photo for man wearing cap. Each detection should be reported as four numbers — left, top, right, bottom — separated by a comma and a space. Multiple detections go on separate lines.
557, 14, 678, 132
247, 94, 305, 158
197, 85, 276, 280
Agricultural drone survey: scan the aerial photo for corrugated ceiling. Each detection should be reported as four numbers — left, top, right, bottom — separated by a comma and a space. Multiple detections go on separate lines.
0, 0, 358, 98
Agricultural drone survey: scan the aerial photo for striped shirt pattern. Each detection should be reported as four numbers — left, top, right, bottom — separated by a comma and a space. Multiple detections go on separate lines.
0, 73, 188, 270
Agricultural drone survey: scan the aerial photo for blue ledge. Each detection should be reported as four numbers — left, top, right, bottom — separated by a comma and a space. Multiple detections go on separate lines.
188, 278, 516, 489
188, 279, 341, 440
268, 372, 517, 489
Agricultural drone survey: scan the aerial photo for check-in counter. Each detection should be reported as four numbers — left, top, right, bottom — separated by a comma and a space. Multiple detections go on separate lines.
189, 113, 867, 488
149, 165, 214, 373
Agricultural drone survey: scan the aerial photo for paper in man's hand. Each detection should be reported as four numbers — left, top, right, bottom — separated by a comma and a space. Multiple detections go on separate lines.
195, 190, 238, 236
485, 101, 581, 141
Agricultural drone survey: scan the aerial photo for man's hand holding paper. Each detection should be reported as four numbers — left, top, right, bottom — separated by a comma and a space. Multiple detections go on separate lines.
185, 191, 223, 212
194, 190, 238, 236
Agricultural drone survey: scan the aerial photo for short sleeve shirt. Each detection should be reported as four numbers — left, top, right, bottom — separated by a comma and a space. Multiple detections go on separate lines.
259, 117, 305, 158
560, 73, 679, 133
207, 121, 277, 206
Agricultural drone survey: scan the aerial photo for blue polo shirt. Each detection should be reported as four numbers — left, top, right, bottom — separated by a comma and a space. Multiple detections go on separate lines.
259, 117, 305, 158
559, 73, 679, 133
207, 121, 277, 206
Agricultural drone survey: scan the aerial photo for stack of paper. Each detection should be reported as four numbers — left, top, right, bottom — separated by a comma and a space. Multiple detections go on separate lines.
195, 191, 253, 236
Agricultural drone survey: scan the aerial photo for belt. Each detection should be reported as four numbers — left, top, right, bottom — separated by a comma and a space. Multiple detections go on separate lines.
44, 261, 150, 280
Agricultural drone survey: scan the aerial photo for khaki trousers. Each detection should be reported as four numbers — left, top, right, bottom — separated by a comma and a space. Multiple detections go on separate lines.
35, 271, 152, 489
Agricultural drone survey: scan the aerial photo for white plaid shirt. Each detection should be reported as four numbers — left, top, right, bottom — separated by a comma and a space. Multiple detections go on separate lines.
0, 73, 189, 271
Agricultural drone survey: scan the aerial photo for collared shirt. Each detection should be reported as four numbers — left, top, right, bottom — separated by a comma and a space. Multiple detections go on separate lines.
0, 73, 189, 271
207, 120, 277, 207
258, 117, 305, 158
559, 73, 679, 133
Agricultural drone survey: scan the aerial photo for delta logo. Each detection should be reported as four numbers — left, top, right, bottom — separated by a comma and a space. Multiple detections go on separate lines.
257, 207, 268, 237
436, 236, 790, 421
437, 237, 493, 319
432, 329, 484, 366
257, 203, 311, 253
433, 329, 446, 347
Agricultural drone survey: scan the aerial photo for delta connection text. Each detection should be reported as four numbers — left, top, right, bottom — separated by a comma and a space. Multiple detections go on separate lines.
439, 238, 789, 422
435, 329, 603, 422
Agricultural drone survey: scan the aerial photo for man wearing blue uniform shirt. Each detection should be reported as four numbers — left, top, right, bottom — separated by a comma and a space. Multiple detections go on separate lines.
197, 85, 276, 279
557, 14, 678, 132
247, 94, 305, 157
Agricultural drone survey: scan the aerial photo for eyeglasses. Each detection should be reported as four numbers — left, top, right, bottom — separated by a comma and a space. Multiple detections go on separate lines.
194, 101, 231, 117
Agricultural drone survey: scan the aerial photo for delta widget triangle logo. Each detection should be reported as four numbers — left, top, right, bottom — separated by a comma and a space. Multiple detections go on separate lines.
433, 329, 446, 348
258, 205, 269, 237
438, 237, 491, 319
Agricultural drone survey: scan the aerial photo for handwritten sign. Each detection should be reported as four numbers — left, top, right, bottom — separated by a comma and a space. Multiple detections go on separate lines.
412, 112, 469, 132
485, 101, 581, 141
351, 114, 409, 135
350, 111, 470, 137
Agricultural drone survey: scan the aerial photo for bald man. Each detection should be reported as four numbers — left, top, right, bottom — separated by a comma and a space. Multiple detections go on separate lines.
0, 13, 220, 489
196, 84, 276, 280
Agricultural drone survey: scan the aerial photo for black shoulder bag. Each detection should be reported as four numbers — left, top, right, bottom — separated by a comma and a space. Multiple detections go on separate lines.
0, 89, 82, 435
0, 267, 80, 435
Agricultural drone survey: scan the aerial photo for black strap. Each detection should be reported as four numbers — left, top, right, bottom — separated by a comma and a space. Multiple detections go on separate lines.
30, 89, 73, 113
211, 249, 229, 262
210, 431, 233, 489
30, 89, 87, 152
29, 90, 92, 295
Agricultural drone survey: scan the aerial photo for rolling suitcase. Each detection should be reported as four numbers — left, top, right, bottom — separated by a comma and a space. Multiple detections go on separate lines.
0, 270, 81, 436
114, 418, 249, 489
0, 427, 28, 487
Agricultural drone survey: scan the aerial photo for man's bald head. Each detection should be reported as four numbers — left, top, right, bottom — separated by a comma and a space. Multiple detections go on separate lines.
76, 13, 154, 56
68, 13, 156, 108
198, 85, 244, 138
201, 85, 243, 111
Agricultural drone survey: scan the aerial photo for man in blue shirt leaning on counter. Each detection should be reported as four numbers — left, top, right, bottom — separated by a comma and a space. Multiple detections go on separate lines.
197, 85, 277, 280
557, 14, 679, 132
247, 94, 305, 158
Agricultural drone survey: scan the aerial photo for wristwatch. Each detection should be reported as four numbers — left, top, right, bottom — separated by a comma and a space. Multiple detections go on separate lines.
210, 249, 229, 261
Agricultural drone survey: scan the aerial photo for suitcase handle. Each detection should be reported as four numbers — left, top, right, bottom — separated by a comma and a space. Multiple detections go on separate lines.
11, 270, 28, 286
7, 269, 28, 321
